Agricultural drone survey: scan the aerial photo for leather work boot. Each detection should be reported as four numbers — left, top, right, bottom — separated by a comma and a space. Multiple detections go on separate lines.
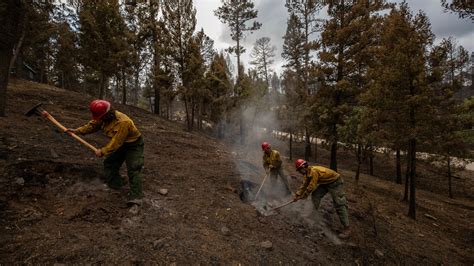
127, 198, 143, 207
338, 227, 351, 239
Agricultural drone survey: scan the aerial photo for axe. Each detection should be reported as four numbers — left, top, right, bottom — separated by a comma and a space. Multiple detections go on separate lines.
270, 198, 297, 211
25, 103, 98, 153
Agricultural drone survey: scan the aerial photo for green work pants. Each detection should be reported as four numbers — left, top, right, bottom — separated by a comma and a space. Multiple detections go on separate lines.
311, 177, 349, 227
103, 136, 144, 199
269, 167, 292, 195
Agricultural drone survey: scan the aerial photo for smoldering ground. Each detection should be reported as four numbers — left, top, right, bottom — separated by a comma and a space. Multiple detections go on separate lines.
225, 93, 341, 244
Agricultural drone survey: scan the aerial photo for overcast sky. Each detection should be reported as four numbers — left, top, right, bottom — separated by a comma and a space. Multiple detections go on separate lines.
195, 0, 473, 75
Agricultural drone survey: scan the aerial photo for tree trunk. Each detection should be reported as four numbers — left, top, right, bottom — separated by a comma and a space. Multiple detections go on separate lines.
184, 93, 191, 130
239, 107, 245, 145
0, 0, 24, 116
330, 122, 338, 171
408, 138, 417, 219
289, 131, 293, 161
355, 144, 361, 181
191, 97, 195, 130
396, 148, 402, 184
198, 100, 203, 130
369, 151, 374, 176
0, 50, 11, 117
304, 127, 311, 161
8, 19, 26, 80
148, 97, 154, 113
133, 69, 139, 106
448, 156, 453, 198
403, 150, 410, 202
236, 36, 241, 94
153, 81, 160, 115
121, 69, 126, 105
314, 139, 318, 162
99, 73, 108, 99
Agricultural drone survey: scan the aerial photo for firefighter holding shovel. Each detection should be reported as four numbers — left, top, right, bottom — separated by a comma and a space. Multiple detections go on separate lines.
294, 159, 351, 239
67, 100, 144, 205
261, 142, 292, 196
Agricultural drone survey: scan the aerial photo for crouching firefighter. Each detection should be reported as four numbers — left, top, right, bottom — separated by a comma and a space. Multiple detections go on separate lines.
261, 142, 292, 196
294, 159, 350, 239
67, 100, 144, 205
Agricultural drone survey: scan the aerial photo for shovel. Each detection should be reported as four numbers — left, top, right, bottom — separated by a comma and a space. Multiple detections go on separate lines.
25, 103, 98, 153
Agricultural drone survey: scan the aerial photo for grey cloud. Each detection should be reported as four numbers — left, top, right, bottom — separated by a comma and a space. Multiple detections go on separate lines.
394, 0, 473, 40
217, 0, 289, 72
214, 0, 473, 74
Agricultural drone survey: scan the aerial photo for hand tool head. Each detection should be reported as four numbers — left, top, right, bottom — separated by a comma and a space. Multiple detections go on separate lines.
24, 103, 44, 117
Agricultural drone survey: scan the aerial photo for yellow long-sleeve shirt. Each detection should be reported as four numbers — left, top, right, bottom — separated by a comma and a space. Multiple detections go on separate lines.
263, 149, 282, 169
75, 111, 141, 155
296, 166, 340, 197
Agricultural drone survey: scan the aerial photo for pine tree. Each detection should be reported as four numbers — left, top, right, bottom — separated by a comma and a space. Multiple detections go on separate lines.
162, 0, 197, 130
206, 52, 232, 138
123, 1, 150, 106
214, 0, 261, 94
427, 38, 470, 198
78, 0, 130, 99
285, 0, 323, 95
363, 3, 435, 219
282, 13, 305, 78
284, 1, 324, 160
316, 0, 389, 171
270, 72, 281, 93
52, 21, 79, 89
250, 37, 276, 88
441, 0, 473, 20
0, 0, 25, 116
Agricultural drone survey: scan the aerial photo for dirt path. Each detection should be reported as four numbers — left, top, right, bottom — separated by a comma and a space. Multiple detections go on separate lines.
0, 80, 472, 264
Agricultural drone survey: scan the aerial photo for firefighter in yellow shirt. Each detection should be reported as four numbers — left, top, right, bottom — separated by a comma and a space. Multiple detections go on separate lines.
261, 142, 292, 195
67, 100, 144, 204
294, 159, 350, 239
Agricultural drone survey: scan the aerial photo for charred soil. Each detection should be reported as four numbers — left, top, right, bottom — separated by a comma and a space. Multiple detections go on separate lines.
0, 80, 473, 264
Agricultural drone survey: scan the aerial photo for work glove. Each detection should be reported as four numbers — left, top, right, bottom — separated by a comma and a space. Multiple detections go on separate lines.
294, 192, 302, 201
65, 128, 77, 135
95, 149, 104, 157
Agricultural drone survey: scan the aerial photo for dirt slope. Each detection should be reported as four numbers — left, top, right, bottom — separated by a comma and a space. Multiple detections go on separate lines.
0, 80, 473, 264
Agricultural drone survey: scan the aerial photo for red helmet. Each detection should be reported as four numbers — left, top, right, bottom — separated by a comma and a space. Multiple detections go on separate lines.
90, 100, 111, 120
295, 159, 307, 170
261, 142, 271, 151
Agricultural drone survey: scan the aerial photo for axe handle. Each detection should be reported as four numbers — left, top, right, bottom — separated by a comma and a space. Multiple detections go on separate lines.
254, 170, 269, 201
41, 111, 98, 153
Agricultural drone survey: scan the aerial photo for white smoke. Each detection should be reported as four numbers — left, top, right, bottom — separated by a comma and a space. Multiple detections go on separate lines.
227, 91, 342, 244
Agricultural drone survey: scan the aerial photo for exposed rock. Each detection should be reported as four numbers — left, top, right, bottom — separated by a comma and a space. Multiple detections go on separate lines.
221, 226, 230, 236
259, 240, 273, 250
424, 213, 437, 221
375, 249, 384, 258
158, 189, 169, 196
14, 177, 24, 186
128, 205, 140, 215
